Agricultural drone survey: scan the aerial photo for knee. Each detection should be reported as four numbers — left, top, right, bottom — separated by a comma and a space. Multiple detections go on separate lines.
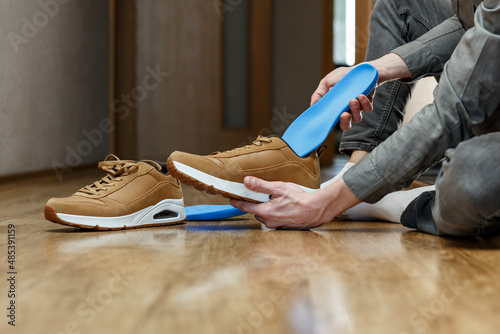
372, 0, 396, 12
371, 0, 397, 21
436, 135, 500, 227
450, 134, 500, 198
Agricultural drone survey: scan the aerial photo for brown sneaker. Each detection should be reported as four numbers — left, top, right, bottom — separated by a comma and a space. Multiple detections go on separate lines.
167, 136, 321, 202
44, 155, 185, 230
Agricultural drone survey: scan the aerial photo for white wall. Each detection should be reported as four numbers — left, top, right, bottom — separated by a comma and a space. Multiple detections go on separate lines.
0, 0, 109, 179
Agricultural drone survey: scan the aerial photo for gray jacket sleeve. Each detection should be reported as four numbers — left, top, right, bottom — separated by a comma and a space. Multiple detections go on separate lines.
343, 0, 500, 204
392, 16, 466, 81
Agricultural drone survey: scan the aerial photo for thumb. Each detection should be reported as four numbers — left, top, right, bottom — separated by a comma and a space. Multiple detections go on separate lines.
310, 92, 322, 106
244, 176, 279, 194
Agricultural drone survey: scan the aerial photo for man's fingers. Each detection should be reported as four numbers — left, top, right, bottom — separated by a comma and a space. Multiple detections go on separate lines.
263, 221, 279, 229
310, 80, 328, 106
342, 95, 372, 130
339, 112, 352, 131
358, 94, 373, 114
310, 92, 323, 106
311, 73, 341, 106
349, 99, 362, 123
244, 176, 284, 195
255, 215, 265, 224
367, 89, 375, 101
230, 199, 267, 216
257, 217, 278, 229
230, 200, 277, 228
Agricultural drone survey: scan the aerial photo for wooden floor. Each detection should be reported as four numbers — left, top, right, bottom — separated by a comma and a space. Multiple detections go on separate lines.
1, 168, 500, 334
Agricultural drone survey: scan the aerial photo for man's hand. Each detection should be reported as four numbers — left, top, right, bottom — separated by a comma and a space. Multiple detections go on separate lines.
230, 176, 361, 230
310, 53, 411, 131
310, 66, 374, 131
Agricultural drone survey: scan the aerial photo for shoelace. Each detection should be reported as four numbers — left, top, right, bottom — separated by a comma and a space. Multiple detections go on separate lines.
78, 155, 161, 196
213, 136, 272, 155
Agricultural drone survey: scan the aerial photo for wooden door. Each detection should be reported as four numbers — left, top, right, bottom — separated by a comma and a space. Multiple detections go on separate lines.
109, 0, 272, 160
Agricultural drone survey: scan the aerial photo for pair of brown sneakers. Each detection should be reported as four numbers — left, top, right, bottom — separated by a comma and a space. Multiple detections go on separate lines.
45, 137, 321, 230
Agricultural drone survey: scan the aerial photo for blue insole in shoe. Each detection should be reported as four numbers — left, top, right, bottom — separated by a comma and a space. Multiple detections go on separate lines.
282, 63, 379, 157
185, 205, 246, 221
183, 64, 378, 221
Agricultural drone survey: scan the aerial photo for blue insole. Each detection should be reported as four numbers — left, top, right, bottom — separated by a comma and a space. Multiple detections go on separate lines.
282, 63, 378, 157
185, 205, 246, 221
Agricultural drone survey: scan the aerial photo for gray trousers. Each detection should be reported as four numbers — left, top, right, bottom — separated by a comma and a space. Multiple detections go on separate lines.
341, 0, 500, 236
401, 134, 500, 237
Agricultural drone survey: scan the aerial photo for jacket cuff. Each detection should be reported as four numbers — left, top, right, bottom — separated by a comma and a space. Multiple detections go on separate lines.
342, 157, 394, 204
392, 16, 465, 82
392, 41, 440, 82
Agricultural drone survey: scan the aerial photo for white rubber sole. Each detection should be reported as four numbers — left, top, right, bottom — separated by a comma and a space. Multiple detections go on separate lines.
56, 198, 186, 229
173, 161, 319, 203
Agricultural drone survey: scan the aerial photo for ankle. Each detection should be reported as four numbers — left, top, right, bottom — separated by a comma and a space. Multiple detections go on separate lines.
349, 150, 369, 164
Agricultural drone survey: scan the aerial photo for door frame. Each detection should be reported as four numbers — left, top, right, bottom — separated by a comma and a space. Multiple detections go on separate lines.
109, 0, 137, 158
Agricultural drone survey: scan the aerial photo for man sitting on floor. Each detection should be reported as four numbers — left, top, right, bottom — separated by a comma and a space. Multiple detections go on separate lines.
229, 0, 500, 236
